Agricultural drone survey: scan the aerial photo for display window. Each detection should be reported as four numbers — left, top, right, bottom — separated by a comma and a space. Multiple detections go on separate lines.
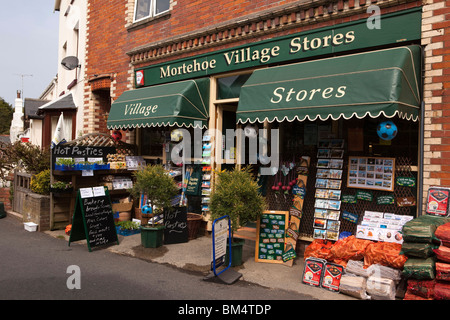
254, 116, 419, 239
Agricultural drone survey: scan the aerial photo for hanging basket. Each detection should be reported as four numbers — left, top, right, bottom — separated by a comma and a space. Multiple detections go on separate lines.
187, 213, 203, 240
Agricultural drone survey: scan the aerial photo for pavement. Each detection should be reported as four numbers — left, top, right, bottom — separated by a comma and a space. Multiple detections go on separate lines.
8, 211, 355, 300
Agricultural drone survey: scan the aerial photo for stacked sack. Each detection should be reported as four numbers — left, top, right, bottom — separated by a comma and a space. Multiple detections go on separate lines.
340, 260, 402, 300
433, 222, 450, 299
401, 215, 450, 300
304, 236, 408, 300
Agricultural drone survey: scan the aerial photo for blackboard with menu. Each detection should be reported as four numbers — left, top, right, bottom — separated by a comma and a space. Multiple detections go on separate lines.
69, 187, 119, 252
164, 206, 189, 244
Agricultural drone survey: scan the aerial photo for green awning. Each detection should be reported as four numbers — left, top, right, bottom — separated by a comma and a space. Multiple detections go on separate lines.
237, 45, 421, 124
107, 78, 209, 129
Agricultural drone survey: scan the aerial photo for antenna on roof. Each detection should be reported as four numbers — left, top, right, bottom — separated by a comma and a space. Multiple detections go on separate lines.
14, 73, 33, 99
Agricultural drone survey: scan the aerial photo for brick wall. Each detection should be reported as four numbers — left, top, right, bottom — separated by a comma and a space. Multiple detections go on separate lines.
0, 172, 14, 212
421, 0, 450, 209
87, 0, 423, 107
86, 0, 438, 195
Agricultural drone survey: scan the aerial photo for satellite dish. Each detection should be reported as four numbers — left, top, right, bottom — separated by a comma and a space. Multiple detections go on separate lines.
61, 56, 80, 71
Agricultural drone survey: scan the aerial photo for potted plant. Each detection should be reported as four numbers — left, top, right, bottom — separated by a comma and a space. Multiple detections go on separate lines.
115, 220, 141, 236
50, 180, 73, 194
129, 164, 178, 248
210, 166, 266, 266
55, 158, 75, 171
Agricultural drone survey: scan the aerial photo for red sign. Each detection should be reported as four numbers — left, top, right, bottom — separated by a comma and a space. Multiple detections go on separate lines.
136, 70, 144, 86
321, 263, 344, 292
426, 187, 450, 217
302, 258, 325, 287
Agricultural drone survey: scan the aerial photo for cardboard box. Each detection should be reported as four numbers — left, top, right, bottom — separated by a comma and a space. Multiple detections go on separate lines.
111, 202, 133, 212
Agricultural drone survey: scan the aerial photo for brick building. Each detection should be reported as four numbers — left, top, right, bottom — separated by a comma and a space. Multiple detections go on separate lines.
83, 0, 450, 239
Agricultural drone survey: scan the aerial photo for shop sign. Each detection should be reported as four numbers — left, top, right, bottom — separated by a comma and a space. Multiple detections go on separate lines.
163, 206, 189, 244
52, 144, 115, 169
396, 176, 416, 187
397, 197, 417, 207
356, 190, 373, 202
426, 187, 450, 216
341, 194, 357, 204
282, 243, 297, 262
342, 211, 359, 224
289, 206, 302, 218
377, 195, 395, 205
136, 9, 421, 87
211, 216, 230, 272
292, 184, 306, 198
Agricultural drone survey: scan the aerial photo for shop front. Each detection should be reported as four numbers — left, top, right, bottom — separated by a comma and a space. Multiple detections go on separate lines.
108, 7, 423, 239
107, 78, 210, 215
236, 45, 422, 240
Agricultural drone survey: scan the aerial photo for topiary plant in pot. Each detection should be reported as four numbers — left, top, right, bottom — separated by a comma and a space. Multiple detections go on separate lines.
210, 166, 266, 266
129, 164, 178, 248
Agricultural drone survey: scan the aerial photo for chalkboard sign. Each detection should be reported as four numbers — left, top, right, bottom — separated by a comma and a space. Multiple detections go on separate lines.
255, 211, 289, 264
163, 206, 188, 244
69, 187, 119, 252
52, 144, 116, 169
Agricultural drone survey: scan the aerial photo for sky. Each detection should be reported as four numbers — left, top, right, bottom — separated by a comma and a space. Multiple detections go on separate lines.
0, 0, 59, 107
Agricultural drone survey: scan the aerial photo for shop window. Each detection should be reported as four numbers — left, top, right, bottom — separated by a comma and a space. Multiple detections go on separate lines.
134, 0, 170, 22
262, 116, 419, 239
217, 74, 251, 100
139, 126, 203, 164
140, 127, 167, 158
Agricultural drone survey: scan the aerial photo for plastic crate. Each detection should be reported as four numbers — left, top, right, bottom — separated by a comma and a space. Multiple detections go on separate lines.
24, 222, 38, 232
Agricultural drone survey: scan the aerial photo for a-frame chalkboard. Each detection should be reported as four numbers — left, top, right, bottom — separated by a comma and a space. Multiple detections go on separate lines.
69, 186, 119, 252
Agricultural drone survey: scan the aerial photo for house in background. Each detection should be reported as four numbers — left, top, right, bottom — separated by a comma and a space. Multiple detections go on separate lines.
28, 0, 87, 149
23, 98, 48, 147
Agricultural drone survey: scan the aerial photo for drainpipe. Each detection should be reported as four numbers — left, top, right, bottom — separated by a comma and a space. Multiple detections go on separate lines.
418, 100, 424, 217
418, 46, 425, 217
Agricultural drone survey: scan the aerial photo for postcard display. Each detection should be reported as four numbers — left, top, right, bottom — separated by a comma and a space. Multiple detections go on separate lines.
201, 135, 212, 215
313, 140, 345, 241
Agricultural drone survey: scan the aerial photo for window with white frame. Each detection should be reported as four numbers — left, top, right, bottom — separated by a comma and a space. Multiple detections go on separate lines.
134, 0, 170, 22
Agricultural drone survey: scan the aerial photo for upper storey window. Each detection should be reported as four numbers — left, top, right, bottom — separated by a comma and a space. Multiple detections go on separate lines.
134, 0, 170, 22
